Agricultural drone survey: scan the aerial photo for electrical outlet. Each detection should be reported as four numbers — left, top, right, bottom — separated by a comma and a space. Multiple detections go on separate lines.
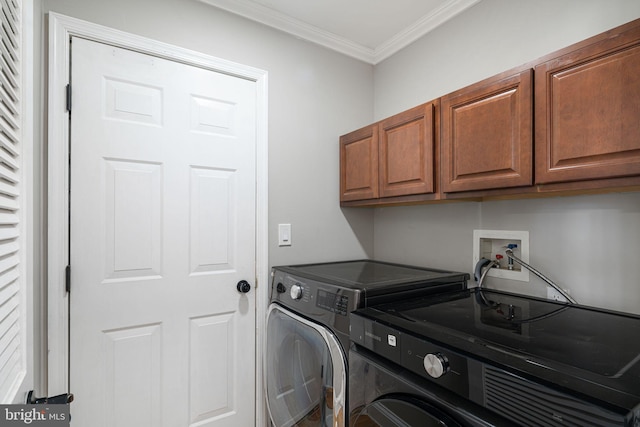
547, 287, 568, 302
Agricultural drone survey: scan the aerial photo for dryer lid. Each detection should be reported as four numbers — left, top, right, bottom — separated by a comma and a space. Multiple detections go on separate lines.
274, 260, 468, 291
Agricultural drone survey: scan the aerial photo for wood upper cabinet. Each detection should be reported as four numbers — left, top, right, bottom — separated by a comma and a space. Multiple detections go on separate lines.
379, 103, 436, 198
441, 69, 533, 193
341, 19, 640, 206
340, 124, 378, 202
535, 21, 640, 184
340, 102, 437, 203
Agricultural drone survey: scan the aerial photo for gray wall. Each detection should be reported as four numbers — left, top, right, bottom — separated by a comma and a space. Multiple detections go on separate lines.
32, 0, 640, 315
371, 0, 640, 314
34, 0, 376, 269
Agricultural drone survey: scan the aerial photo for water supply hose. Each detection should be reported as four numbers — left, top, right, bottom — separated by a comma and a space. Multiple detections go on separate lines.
505, 249, 576, 304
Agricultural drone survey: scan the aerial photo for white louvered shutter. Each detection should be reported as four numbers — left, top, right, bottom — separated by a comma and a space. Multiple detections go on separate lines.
0, 0, 23, 402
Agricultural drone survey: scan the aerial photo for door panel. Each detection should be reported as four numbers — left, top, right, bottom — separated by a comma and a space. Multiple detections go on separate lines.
340, 125, 379, 201
70, 37, 256, 427
189, 167, 236, 273
102, 324, 162, 427
441, 70, 533, 193
105, 159, 162, 281
535, 33, 640, 184
379, 103, 435, 198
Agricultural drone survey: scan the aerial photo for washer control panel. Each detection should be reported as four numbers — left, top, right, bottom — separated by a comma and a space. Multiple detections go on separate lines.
316, 289, 349, 315
271, 270, 351, 316
350, 311, 470, 398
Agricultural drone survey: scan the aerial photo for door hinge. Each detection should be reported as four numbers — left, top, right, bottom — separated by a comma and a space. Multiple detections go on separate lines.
66, 84, 71, 112
27, 390, 74, 404
65, 265, 71, 293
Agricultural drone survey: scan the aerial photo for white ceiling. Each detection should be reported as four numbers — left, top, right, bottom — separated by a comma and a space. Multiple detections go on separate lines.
197, 0, 481, 64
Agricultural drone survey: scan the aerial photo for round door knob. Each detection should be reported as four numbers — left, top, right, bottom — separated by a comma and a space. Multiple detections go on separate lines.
290, 283, 303, 300
423, 353, 449, 379
237, 280, 251, 293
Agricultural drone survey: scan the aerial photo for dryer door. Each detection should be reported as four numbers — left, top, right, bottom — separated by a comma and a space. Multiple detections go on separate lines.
350, 396, 462, 427
266, 304, 347, 427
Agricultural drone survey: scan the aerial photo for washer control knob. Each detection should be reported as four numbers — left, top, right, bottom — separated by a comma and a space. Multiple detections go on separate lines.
290, 283, 303, 300
423, 353, 449, 378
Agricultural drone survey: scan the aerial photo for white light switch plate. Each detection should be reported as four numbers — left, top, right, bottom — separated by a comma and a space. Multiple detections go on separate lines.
278, 224, 291, 246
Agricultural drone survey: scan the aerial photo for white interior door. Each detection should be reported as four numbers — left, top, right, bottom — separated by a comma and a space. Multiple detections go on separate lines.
69, 37, 256, 427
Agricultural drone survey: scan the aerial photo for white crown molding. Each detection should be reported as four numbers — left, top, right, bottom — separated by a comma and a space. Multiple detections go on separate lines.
198, 0, 482, 64
198, 0, 376, 63
374, 0, 481, 64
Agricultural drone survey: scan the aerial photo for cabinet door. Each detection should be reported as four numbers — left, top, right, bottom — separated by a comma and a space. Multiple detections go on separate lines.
379, 103, 435, 198
340, 124, 379, 201
441, 70, 533, 193
535, 24, 640, 184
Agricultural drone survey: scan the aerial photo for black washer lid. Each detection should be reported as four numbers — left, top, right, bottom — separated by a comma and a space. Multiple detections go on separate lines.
373, 289, 640, 378
359, 288, 640, 409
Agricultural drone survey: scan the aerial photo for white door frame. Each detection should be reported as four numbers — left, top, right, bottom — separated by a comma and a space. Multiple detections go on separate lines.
46, 13, 269, 425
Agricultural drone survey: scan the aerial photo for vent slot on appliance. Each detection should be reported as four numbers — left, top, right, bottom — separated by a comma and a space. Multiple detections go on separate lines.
484, 366, 623, 426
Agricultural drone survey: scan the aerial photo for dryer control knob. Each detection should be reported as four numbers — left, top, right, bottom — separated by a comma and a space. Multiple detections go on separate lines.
290, 283, 303, 300
424, 353, 449, 379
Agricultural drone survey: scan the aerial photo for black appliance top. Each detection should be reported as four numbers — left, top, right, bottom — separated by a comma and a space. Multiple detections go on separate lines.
270, 260, 469, 353
355, 288, 640, 412
273, 260, 469, 294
